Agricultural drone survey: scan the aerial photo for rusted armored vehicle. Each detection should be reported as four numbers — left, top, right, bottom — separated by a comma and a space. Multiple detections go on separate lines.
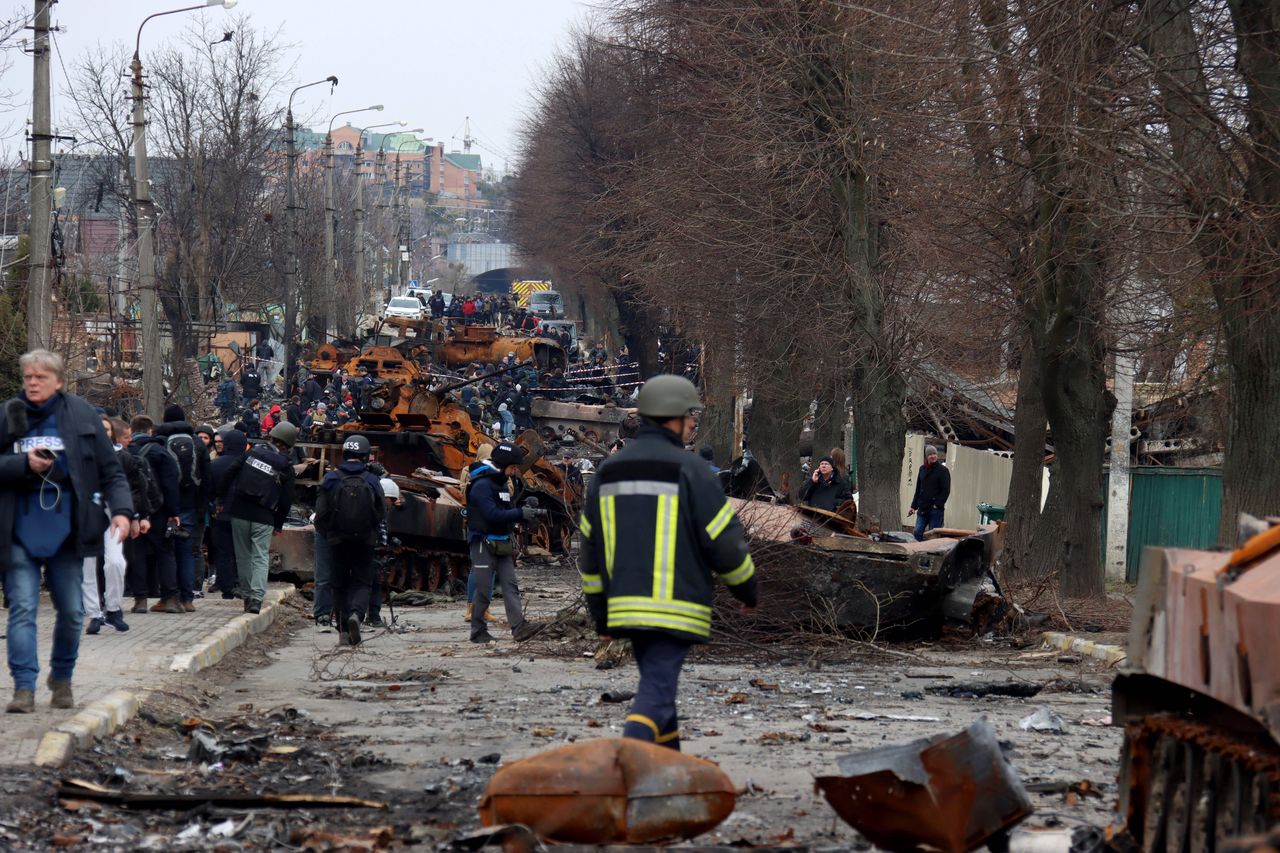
434, 323, 565, 372
274, 343, 581, 591
1113, 519, 1280, 851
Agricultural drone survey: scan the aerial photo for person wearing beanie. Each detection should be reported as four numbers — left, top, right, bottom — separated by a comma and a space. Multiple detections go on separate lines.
314, 435, 385, 646
465, 442, 542, 644
909, 444, 951, 541
155, 404, 212, 608
221, 421, 296, 613
798, 455, 853, 513
460, 444, 497, 625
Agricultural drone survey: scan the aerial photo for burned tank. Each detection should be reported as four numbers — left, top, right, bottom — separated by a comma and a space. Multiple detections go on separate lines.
288, 343, 581, 592
435, 323, 566, 373
1113, 518, 1280, 851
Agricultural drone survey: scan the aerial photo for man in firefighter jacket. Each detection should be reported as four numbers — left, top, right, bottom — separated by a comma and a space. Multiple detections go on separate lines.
577, 374, 757, 750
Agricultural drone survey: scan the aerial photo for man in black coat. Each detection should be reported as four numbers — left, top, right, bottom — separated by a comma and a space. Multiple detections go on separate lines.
909, 444, 951, 541
0, 350, 132, 713
798, 456, 853, 512
128, 415, 184, 613
155, 405, 212, 607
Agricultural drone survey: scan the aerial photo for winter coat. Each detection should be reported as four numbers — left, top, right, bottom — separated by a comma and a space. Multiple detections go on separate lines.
798, 471, 854, 512
209, 430, 247, 520
0, 392, 132, 568
911, 462, 951, 512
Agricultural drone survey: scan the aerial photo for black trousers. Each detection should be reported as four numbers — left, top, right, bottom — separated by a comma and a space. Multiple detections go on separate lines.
622, 632, 692, 751
330, 540, 374, 625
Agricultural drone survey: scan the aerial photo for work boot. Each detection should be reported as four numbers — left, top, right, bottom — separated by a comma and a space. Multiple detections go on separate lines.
246, 599, 262, 615
315, 615, 331, 630
151, 598, 182, 614
181, 601, 196, 612
464, 602, 473, 622
104, 611, 130, 632
470, 631, 497, 645
131, 596, 148, 614
5, 689, 34, 714
484, 608, 496, 622
345, 614, 362, 647
85, 617, 103, 635
47, 676, 73, 710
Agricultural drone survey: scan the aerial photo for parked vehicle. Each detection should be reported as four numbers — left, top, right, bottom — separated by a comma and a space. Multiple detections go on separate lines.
527, 289, 564, 318
384, 296, 426, 320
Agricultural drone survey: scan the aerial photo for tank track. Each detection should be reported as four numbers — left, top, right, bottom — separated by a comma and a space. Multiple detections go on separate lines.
1119, 714, 1280, 853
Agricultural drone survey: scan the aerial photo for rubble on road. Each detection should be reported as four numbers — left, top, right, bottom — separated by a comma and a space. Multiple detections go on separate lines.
816, 718, 1033, 853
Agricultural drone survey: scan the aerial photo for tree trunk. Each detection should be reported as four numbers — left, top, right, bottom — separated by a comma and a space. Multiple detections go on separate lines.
1001, 333, 1052, 576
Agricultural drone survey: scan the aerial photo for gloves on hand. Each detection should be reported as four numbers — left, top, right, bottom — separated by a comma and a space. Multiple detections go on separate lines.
521, 506, 540, 522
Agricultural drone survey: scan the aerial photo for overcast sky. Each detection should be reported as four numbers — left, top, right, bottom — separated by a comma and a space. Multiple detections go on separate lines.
0, 0, 593, 171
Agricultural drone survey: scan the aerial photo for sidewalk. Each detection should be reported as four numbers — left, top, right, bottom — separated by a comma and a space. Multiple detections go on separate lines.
0, 587, 291, 766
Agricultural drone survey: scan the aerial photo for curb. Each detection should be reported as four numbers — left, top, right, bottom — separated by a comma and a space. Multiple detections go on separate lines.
1041, 631, 1127, 666
33, 587, 295, 769
170, 586, 295, 674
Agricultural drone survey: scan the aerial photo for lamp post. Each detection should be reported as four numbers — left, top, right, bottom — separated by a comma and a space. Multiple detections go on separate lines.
132, 0, 237, 418
352, 121, 404, 327
394, 136, 429, 297
282, 74, 338, 395
321, 105, 381, 339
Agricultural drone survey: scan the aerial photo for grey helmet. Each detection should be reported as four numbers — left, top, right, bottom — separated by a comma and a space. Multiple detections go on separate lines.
635, 374, 702, 419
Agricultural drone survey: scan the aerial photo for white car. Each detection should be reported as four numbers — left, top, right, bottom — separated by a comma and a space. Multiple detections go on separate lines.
384, 296, 425, 320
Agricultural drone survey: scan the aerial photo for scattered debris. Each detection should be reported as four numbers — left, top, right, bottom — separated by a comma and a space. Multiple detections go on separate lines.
478, 738, 736, 843
1019, 707, 1066, 734
599, 690, 635, 704
926, 681, 1043, 699
815, 719, 1033, 853
57, 778, 387, 811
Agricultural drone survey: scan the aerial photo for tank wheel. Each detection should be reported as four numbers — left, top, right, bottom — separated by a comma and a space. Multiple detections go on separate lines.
531, 522, 552, 552
1214, 758, 1244, 847
583, 429, 601, 443
1144, 735, 1180, 853
1188, 751, 1218, 853
560, 522, 574, 554
425, 557, 446, 592
1164, 741, 1201, 853
1242, 771, 1271, 835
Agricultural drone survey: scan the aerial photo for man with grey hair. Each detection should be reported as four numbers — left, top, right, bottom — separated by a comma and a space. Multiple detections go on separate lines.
0, 350, 133, 713
908, 444, 951, 541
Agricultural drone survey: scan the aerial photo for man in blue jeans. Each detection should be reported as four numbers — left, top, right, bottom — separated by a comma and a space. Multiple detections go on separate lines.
0, 350, 132, 713
909, 444, 951, 541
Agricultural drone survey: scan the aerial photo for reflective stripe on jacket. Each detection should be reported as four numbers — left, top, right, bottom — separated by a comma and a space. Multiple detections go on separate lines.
577, 424, 757, 643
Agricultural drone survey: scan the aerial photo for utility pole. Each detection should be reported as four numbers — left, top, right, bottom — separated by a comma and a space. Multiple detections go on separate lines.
131, 44, 162, 418
322, 129, 334, 339
282, 76, 338, 395
353, 134, 365, 327
1106, 337, 1138, 581
26, 0, 54, 351
396, 153, 410, 295
391, 154, 401, 299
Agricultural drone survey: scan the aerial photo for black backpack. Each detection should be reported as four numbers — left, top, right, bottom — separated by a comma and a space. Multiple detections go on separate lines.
123, 450, 162, 518
329, 472, 378, 543
233, 447, 284, 509
166, 433, 200, 490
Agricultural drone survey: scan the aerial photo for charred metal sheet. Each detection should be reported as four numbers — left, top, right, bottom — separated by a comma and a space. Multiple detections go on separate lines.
815, 718, 1032, 853
478, 738, 736, 843
269, 525, 316, 581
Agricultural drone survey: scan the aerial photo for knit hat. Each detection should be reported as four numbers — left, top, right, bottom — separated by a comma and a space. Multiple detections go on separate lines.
163, 404, 186, 423
818, 455, 835, 467
490, 442, 525, 469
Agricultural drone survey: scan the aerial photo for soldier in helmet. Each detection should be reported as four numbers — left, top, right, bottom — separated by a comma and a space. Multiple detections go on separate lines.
577, 375, 757, 751
314, 435, 385, 646
220, 421, 298, 614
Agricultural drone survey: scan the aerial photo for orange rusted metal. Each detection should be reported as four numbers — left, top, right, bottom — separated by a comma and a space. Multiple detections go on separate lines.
815, 719, 1032, 853
436, 324, 565, 372
478, 738, 736, 843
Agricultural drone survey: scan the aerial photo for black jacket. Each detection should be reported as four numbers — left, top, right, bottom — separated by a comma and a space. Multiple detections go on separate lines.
117, 447, 155, 519
0, 393, 132, 568
315, 460, 386, 546
798, 471, 853, 512
155, 420, 211, 510
129, 434, 180, 519
465, 463, 521, 543
911, 462, 951, 512
209, 430, 247, 520
220, 443, 295, 529
578, 424, 757, 644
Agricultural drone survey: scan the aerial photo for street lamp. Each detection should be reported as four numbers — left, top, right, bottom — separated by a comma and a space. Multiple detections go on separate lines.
132, 0, 238, 418
351, 121, 405, 329
321, 105, 382, 338
281, 74, 338, 394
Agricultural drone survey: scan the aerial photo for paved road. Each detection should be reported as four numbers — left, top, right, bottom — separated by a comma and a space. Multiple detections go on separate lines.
0, 594, 257, 765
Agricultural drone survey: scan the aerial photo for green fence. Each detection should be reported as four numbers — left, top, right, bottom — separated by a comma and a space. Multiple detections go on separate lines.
1120, 466, 1222, 581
